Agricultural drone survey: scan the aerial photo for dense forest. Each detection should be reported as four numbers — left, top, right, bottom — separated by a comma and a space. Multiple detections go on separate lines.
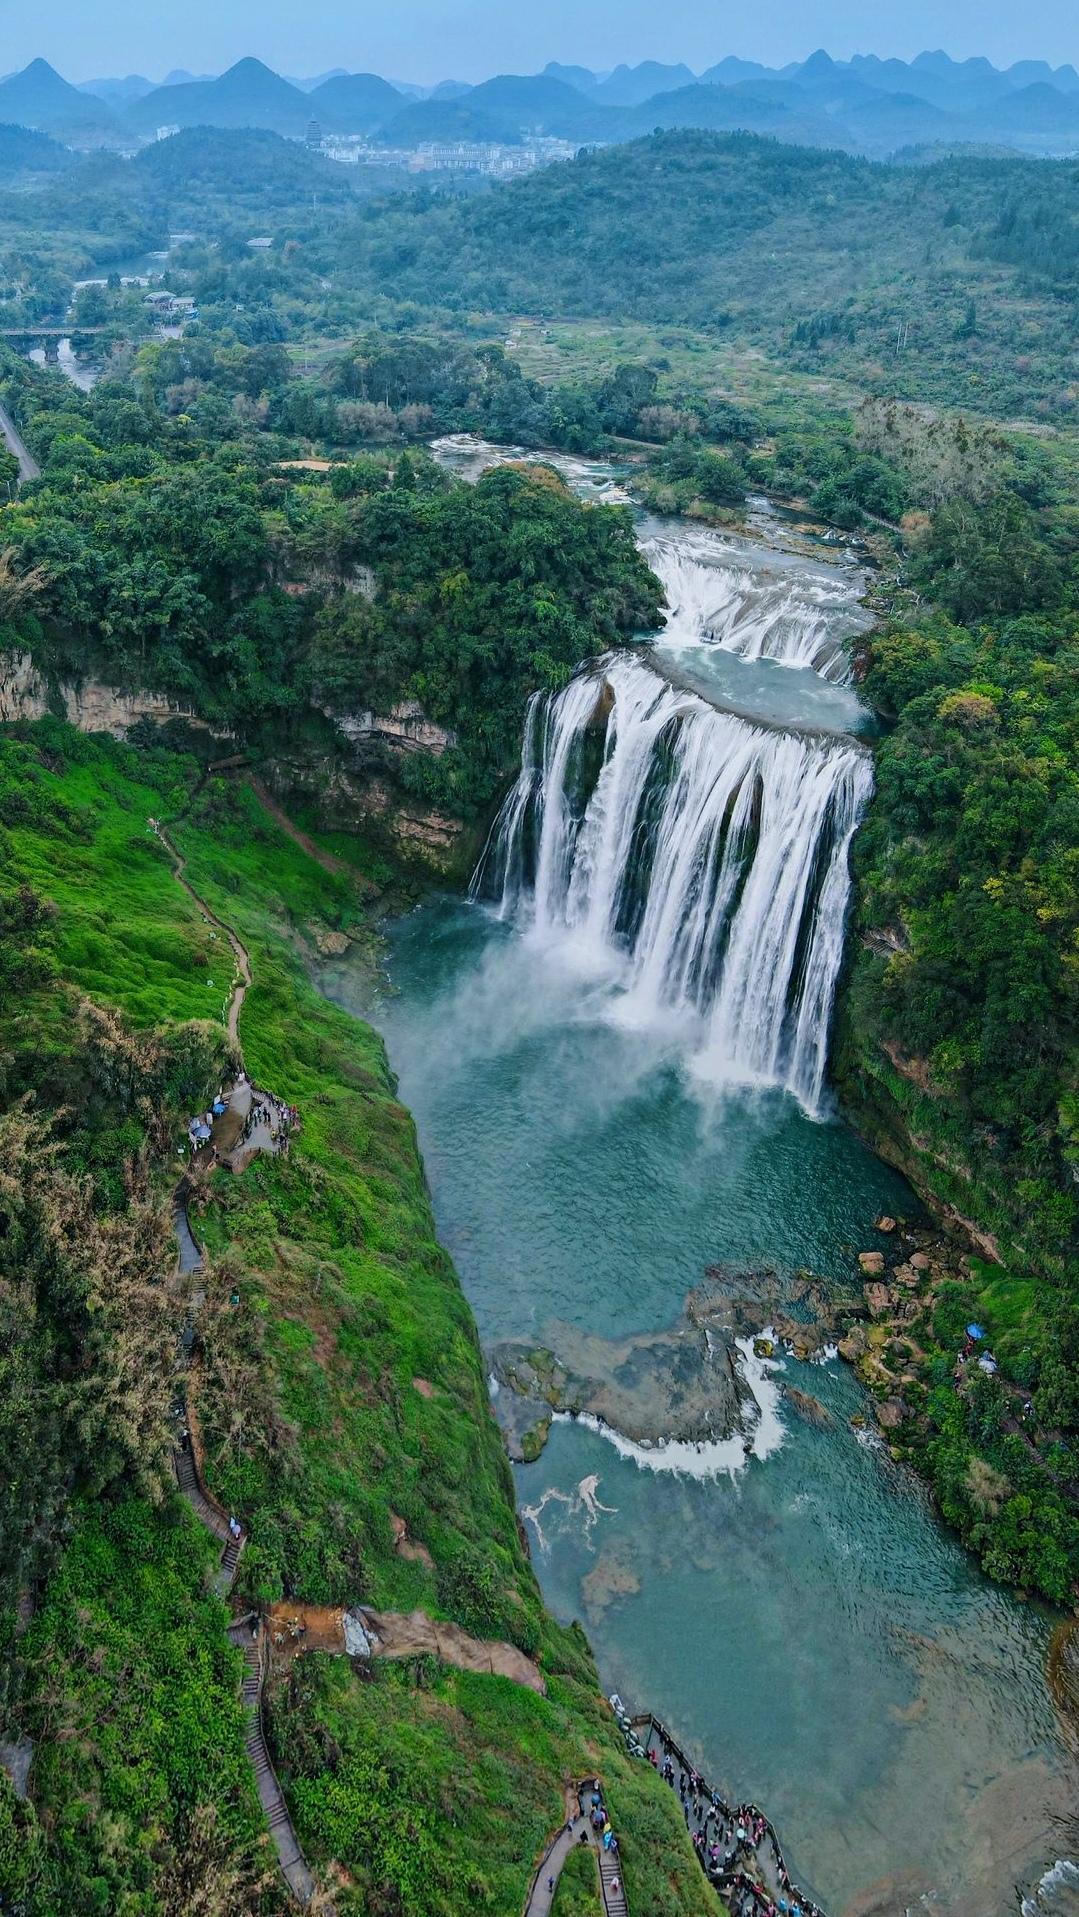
0, 346, 658, 818
322, 130, 1079, 412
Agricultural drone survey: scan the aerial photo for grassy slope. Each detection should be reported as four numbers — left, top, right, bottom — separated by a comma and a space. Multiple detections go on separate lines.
552, 1843, 602, 1914
2, 724, 716, 1917
0, 725, 271, 1911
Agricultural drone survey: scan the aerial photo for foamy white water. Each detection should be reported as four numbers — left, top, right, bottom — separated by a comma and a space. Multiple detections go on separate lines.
548, 1332, 785, 1479
643, 526, 867, 682
475, 653, 871, 1116
1023, 1860, 1079, 1916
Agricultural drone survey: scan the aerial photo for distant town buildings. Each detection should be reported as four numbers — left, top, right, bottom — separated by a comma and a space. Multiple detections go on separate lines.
143, 290, 198, 320
319, 132, 577, 177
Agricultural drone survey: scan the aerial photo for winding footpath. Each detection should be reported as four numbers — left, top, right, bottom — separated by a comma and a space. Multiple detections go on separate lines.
160, 820, 326, 1909
173, 1195, 324, 1906
174, 1430, 318, 1899
152, 822, 251, 1046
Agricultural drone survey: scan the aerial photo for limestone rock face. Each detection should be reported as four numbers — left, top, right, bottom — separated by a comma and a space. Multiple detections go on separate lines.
0, 649, 233, 740
329, 700, 456, 756
858, 1250, 886, 1277
877, 1398, 907, 1430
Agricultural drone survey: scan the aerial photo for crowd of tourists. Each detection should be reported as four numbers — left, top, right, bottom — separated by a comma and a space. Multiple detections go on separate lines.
237, 1090, 298, 1153
585, 1781, 620, 1867
184, 1076, 300, 1161
644, 1721, 825, 1917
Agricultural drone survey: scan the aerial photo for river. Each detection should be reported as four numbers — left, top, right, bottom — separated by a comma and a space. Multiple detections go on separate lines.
320, 438, 1079, 1916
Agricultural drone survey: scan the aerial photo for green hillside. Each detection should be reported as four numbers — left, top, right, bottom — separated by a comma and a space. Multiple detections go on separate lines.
0, 721, 717, 1915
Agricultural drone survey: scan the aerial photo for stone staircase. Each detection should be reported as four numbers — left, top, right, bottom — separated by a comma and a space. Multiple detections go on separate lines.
173, 1442, 242, 1596
598, 1847, 628, 1917
229, 1623, 319, 1906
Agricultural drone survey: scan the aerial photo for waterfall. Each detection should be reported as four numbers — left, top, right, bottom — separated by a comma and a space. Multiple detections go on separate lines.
473, 654, 871, 1117
643, 532, 863, 683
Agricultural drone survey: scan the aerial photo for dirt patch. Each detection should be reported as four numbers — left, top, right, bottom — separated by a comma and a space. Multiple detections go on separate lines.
398, 1537, 435, 1569
361, 1606, 547, 1695
268, 1602, 346, 1655
266, 1599, 545, 1693
412, 1376, 436, 1399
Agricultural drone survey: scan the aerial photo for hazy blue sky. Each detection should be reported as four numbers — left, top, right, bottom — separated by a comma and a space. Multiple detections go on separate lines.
14, 0, 1079, 85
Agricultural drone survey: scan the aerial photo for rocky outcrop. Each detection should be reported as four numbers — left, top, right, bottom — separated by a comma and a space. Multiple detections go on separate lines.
863, 1281, 894, 1318
490, 1290, 756, 1460
0, 649, 471, 881
783, 1386, 835, 1429
325, 699, 456, 757
0, 650, 234, 740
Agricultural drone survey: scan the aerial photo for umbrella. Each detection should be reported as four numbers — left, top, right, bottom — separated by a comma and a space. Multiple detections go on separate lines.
966, 1323, 986, 1340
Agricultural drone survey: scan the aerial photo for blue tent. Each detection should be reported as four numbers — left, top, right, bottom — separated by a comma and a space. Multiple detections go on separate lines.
966, 1323, 986, 1340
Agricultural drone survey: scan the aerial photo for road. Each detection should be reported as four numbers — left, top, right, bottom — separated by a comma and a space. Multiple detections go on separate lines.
0, 400, 39, 483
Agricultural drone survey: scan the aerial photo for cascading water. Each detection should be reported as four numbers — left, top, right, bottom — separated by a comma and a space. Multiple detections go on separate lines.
642, 528, 866, 683
474, 653, 871, 1117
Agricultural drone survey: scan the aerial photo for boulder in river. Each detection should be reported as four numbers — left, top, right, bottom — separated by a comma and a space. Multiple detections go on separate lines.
858, 1250, 886, 1276
875, 1215, 897, 1234
488, 1288, 756, 1456
784, 1385, 835, 1428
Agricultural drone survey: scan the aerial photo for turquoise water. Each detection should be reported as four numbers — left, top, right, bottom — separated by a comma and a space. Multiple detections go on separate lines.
323, 905, 1079, 1917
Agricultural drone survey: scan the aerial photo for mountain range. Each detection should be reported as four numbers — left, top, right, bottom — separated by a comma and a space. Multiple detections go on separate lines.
4, 48, 1079, 158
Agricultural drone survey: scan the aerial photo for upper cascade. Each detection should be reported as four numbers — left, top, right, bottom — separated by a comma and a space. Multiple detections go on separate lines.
473, 652, 871, 1117
643, 527, 868, 684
